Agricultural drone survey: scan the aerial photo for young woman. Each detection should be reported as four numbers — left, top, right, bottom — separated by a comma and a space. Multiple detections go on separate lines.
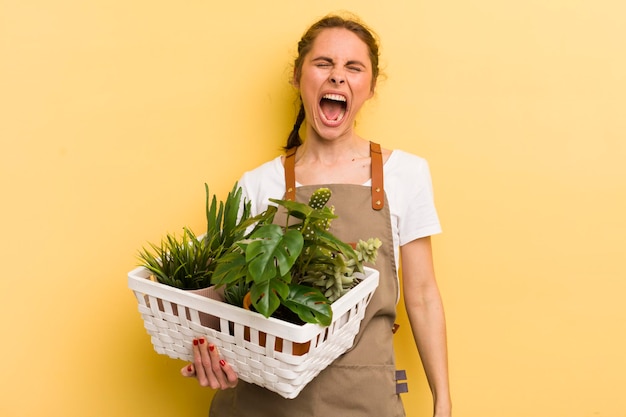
181, 14, 452, 417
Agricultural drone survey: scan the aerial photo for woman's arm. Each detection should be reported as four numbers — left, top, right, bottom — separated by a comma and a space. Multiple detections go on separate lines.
400, 236, 452, 417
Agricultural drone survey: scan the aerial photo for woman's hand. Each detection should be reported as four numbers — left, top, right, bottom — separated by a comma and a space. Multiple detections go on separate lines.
180, 337, 238, 390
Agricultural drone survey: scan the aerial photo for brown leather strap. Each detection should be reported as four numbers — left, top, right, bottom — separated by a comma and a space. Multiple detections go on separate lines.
370, 141, 384, 210
284, 147, 297, 201
283, 142, 384, 209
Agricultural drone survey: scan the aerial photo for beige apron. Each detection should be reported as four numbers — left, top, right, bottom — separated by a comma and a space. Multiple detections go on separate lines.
210, 143, 406, 416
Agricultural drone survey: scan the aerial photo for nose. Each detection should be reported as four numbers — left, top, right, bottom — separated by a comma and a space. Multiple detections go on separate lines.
330, 71, 345, 85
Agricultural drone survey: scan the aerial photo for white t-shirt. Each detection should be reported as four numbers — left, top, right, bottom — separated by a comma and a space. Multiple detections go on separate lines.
238, 149, 442, 269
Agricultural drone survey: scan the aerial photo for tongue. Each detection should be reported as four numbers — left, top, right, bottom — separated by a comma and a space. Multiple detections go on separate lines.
321, 99, 344, 121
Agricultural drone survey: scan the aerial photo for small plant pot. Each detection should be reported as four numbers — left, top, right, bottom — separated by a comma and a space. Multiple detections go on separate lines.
184, 286, 224, 329
152, 281, 224, 329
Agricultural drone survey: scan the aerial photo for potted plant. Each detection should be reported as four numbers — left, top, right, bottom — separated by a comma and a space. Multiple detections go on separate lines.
136, 182, 254, 326
211, 187, 381, 326
137, 182, 254, 288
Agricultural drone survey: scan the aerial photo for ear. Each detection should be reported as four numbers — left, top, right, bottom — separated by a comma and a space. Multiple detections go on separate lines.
368, 80, 376, 98
292, 68, 300, 89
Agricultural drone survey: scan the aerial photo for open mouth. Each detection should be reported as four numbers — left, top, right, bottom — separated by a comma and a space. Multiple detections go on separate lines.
319, 93, 347, 124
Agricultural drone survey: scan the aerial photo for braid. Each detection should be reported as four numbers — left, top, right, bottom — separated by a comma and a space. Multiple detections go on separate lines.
285, 103, 305, 150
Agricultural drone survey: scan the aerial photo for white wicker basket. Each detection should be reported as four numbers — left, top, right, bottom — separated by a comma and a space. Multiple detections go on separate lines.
128, 266, 379, 399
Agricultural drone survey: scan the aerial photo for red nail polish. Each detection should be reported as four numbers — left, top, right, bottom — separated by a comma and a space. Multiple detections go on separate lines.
199, 338, 205, 345
187, 365, 193, 372
209, 344, 215, 352
193, 339, 198, 346
219, 359, 226, 367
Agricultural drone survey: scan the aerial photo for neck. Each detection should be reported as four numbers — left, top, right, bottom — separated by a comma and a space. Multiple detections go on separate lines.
299, 123, 370, 162
297, 136, 370, 166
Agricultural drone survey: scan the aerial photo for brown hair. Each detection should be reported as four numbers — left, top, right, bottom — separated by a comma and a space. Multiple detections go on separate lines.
285, 14, 381, 150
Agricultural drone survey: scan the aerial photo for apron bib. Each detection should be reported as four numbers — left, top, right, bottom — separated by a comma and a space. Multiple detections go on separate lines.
210, 143, 405, 417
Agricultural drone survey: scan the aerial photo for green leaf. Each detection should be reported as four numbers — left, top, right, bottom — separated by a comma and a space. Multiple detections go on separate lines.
283, 284, 333, 326
268, 198, 314, 220
245, 224, 303, 282
205, 183, 221, 244
211, 251, 247, 286
221, 182, 247, 248
250, 279, 289, 318
237, 206, 278, 237
313, 229, 360, 263
205, 182, 255, 253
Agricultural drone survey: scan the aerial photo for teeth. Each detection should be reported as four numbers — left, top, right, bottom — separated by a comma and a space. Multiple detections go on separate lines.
323, 93, 347, 102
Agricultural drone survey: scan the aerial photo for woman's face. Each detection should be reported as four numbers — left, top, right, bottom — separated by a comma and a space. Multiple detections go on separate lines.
295, 28, 375, 142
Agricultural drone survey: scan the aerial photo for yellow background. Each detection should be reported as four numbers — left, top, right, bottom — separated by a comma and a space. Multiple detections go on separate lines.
1, 1, 625, 416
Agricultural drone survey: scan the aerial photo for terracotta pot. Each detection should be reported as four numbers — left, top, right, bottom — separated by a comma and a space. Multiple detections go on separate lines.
153, 283, 224, 330
184, 286, 224, 329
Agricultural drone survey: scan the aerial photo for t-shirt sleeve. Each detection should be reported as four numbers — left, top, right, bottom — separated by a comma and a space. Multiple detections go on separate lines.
237, 156, 285, 216
393, 153, 442, 246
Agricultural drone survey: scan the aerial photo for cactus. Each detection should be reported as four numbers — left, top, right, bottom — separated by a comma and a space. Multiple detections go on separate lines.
308, 187, 331, 209
302, 187, 334, 238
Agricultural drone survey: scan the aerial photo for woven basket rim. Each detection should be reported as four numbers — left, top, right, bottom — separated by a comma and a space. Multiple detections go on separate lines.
129, 266, 379, 341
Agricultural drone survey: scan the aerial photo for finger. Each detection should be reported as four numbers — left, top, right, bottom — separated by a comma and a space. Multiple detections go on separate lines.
207, 343, 231, 389
192, 338, 211, 387
217, 357, 239, 388
180, 363, 196, 377
197, 338, 220, 388
207, 344, 238, 389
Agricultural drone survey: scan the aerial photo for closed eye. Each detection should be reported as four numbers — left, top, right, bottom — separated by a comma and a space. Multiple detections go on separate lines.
312, 57, 333, 67
346, 60, 367, 72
